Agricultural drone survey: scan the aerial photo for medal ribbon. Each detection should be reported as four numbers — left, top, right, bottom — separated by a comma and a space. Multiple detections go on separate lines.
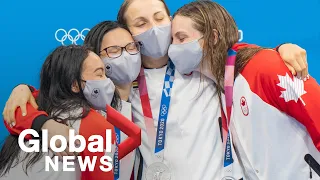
137, 60, 175, 162
221, 49, 237, 177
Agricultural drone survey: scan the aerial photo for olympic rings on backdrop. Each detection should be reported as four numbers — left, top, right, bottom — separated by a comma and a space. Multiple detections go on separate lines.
55, 28, 90, 45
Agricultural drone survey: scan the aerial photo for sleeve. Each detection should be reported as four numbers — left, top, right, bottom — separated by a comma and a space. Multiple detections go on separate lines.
4, 103, 48, 140
29, 85, 40, 98
107, 105, 141, 160
234, 42, 282, 51
79, 110, 116, 180
246, 50, 320, 150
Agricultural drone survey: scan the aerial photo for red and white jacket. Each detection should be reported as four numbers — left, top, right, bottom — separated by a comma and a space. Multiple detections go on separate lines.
3, 100, 140, 180
226, 49, 320, 179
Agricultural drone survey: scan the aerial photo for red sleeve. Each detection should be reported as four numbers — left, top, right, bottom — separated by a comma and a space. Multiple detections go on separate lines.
79, 109, 115, 180
4, 103, 47, 139
234, 42, 280, 51
32, 89, 39, 98
27, 85, 39, 98
106, 105, 141, 160
242, 49, 320, 150
4, 86, 44, 139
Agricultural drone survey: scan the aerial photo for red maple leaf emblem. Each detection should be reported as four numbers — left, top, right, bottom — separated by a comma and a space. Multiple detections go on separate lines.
241, 99, 246, 106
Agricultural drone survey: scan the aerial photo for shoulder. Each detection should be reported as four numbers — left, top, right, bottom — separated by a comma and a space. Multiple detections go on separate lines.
241, 49, 290, 81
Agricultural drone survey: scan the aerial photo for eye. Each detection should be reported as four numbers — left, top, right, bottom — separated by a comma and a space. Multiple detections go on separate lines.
97, 72, 104, 78
155, 13, 165, 21
156, 17, 164, 21
136, 22, 146, 27
179, 37, 186, 43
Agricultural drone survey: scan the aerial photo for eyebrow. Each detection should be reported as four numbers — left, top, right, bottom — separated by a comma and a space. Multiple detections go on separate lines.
133, 16, 147, 22
175, 31, 187, 38
154, 11, 162, 16
94, 67, 104, 73
133, 11, 163, 22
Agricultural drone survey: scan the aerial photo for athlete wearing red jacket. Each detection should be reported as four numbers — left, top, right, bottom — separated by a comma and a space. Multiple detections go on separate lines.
168, 1, 320, 179
228, 48, 320, 179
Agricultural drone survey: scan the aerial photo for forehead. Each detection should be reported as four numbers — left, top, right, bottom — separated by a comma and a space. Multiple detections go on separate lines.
172, 15, 195, 33
83, 51, 104, 71
101, 28, 133, 48
125, 0, 167, 19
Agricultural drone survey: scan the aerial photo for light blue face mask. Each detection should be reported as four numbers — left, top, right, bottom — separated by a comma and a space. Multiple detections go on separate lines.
102, 52, 141, 85
83, 78, 115, 110
168, 38, 203, 74
133, 24, 172, 59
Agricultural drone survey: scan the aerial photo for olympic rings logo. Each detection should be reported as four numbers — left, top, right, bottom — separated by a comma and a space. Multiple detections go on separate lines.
55, 28, 90, 45
238, 30, 243, 42
160, 105, 168, 116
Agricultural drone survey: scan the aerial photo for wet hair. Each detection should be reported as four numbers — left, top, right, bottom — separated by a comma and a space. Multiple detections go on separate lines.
174, 0, 263, 103
36, 45, 93, 119
117, 0, 171, 26
0, 45, 118, 176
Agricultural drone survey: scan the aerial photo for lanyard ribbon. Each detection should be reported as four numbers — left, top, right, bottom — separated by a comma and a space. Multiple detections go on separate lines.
114, 113, 136, 180
221, 49, 237, 177
137, 60, 175, 162
114, 127, 121, 180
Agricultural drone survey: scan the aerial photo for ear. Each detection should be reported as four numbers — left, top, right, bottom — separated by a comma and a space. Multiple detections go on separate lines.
170, 15, 172, 21
212, 29, 219, 45
71, 81, 80, 93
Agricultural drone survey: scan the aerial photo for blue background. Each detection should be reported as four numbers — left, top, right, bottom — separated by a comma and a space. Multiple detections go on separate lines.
0, 0, 319, 141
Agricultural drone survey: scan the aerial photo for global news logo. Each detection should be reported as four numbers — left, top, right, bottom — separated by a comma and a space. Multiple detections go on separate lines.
19, 129, 114, 172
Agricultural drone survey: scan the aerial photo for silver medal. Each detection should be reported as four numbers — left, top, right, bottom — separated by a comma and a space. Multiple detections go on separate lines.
146, 162, 171, 180
221, 176, 236, 180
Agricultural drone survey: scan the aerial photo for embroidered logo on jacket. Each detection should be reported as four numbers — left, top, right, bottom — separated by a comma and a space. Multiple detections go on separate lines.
277, 73, 306, 106
240, 96, 249, 116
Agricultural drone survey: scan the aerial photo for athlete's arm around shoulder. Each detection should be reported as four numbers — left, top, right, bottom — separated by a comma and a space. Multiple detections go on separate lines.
242, 49, 320, 150
79, 109, 115, 180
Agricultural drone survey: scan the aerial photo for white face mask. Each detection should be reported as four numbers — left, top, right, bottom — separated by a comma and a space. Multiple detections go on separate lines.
168, 38, 203, 74
133, 24, 172, 58
83, 78, 115, 110
102, 52, 141, 85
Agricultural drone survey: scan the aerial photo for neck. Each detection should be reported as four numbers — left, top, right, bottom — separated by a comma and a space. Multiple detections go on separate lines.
142, 54, 169, 69
116, 83, 132, 101
196, 66, 218, 85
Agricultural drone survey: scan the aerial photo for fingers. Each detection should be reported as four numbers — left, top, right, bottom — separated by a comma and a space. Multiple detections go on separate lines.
295, 53, 307, 80
8, 105, 18, 127
29, 96, 39, 109
3, 102, 10, 125
20, 104, 27, 117
286, 57, 302, 78
284, 63, 297, 76
301, 50, 309, 81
